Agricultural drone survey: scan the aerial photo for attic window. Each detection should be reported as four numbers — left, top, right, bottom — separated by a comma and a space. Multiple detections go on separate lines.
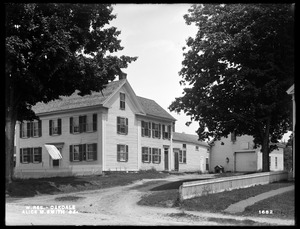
120, 93, 125, 110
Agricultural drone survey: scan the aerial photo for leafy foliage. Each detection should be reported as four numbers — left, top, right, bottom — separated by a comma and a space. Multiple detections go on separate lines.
5, 3, 137, 121
169, 4, 294, 149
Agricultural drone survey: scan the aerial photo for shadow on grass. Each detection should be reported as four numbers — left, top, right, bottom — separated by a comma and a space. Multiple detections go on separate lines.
150, 179, 208, 191
6, 177, 91, 197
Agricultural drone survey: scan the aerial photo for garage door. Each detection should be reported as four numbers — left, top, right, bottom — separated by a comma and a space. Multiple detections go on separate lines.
235, 151, 257, 172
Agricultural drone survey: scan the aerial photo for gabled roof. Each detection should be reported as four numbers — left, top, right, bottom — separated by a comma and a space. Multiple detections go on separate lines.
32, 79, 126, 114
137, 96, 176, 121
173, 132, 209, 147
32, 79, 176, 121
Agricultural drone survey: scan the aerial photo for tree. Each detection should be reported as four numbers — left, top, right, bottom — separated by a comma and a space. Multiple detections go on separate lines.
169, 4, 294, 172
5, 3, 137, 183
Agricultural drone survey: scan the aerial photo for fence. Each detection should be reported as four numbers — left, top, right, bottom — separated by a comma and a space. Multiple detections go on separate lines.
179, 171, 288, 201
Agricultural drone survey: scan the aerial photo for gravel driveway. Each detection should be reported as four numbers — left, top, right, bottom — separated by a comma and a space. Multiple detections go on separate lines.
5, 174, 294, 226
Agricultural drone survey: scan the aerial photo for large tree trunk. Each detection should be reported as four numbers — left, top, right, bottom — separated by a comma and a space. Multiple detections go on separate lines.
6, 110, 17, 184
261, 118, 271, 172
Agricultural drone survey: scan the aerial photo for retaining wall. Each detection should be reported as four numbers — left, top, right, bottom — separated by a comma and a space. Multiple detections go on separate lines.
179, 171, 288, 201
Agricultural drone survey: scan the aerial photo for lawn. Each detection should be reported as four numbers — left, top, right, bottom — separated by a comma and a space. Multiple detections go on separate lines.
138, 181, 294, 219
6, 170, 169, 198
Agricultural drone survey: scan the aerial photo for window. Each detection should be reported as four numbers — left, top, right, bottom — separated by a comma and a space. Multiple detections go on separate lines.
275, 157, 278, 168
117, 144, 128, 162
70, 114, 97, 134
86, 144, 97, 161
141, 121, 151, 137
33, 147, 42, 163
196, 146, 199, 151
49, 119, 61, 135
20, 147, 42, 163
70, 116, 80, 133
152, 123, 161, 139
152, 148, 161, 164
120, 93, 125, 110
73, 145, 80, 161
162, 125, 171, 139
179, 150, 186, 163
183, 144, 186, 149
117, 117, 128, 135
20, 120, 42, 138
206, 158, 209, 171
142, 147, 151, 163
69, 144, 97, 162
20, 148, 30, 163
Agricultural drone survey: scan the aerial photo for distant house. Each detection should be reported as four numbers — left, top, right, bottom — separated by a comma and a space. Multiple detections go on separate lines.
14, 78, 208, 178
209, 133, 285, 173
172, 132, 209, 173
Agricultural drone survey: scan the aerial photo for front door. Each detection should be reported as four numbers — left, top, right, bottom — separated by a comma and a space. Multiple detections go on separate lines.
164, 148, 169, 171
174, 150, 179, 171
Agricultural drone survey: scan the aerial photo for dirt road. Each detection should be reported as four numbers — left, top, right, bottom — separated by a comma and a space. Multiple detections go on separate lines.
5, 174, 294, 226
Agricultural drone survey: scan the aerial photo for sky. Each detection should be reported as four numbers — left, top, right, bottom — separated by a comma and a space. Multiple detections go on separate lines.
109, 4, 292, 142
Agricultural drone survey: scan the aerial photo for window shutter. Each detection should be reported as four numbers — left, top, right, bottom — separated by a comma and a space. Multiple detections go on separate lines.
93, 114, 97, 131
49, 120, 53, 136
27, 122, 31, 137
20, 149, 23, 163
20, 123, 23, 138
126, 145, 129, 162
162, 125, 165, 139
38, 120, 42, 137
141, 147, 144, 162
152, 123, 155, 138
82, 144, 86, 161
79, 144, 83, 161
149, 148, 152, 163
168, 125, 171, 139
117, 145, 120, 162
69, 145, 73, 162
125, 118, 128, 134
158, 124, 161, 139
93, 143, 97, 161
70, 117, 73, 134
39, 147, 42, 163
29, 148, 33, 163
117, 117, 120, 133
159, 149, 161, 163
141, 121, 145, 137
58, 119, 62, 135
148, 122, 151, 137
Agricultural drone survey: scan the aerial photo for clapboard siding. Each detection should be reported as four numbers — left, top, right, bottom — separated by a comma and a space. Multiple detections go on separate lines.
173, 141, 209, 172
104, 88, 139, 171
138, 116, 172, 171
15, 107, 104, 177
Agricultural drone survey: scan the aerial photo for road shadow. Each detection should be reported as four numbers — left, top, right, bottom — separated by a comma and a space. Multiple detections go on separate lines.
150, 179, 209, 191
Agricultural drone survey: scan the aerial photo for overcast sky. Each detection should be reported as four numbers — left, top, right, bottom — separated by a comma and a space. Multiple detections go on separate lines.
109, 3, 291, 141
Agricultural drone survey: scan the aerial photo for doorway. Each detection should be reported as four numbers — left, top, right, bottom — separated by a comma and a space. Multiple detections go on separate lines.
164, 148, 169, 171
174, 150, 179, 171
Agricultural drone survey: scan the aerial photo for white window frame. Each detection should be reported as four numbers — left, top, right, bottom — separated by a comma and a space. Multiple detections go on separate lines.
33, 147, 42, 163
73, 145, 80, 162
86, 144, 95, 161
117, 144, 127, 162
152, 123, 160, 138
85, 114, 94, 132
72, 116, 80, 134
117, 117, 128, 135
120, 93, 126, 110
51, 119, 59, 135
32, 121, 39, 137
152, 148, 160, 164
142, 147, 151, 163
22, 148, 29, 164
275, 157, 278, 168
179, 150, 186, 164
21, 122, 28, 138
